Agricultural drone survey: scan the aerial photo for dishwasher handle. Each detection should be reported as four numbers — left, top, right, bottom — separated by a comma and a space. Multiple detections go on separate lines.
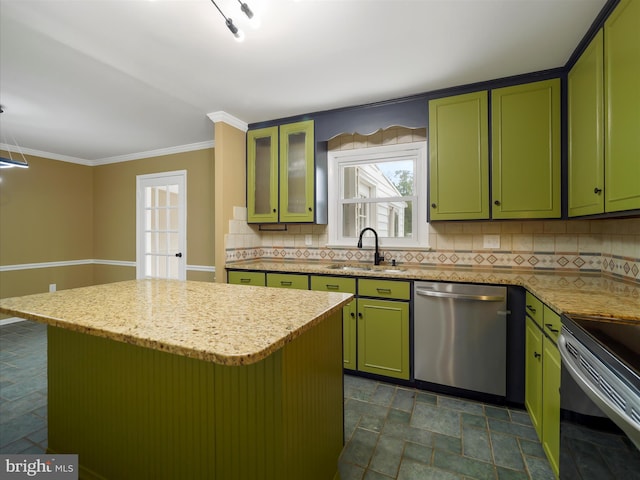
415, 288, 505, 302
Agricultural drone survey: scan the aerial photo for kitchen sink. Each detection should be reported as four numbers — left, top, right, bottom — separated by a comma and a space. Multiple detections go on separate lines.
325, 264, 406, 273
326, 264, 372, 272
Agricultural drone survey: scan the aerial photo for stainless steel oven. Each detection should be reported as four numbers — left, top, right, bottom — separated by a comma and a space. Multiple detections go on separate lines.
559, 315, 640, 447
558, 314, 640, 478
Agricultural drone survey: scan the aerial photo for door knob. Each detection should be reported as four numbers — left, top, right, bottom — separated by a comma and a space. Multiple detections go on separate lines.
175, 252, 183, 258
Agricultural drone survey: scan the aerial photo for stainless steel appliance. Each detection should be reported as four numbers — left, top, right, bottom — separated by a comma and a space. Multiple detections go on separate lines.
559, 314, 640, 450
414, 282, 508, 397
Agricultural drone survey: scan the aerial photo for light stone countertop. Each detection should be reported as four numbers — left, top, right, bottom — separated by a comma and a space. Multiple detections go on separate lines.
226, 260, 640, 323
0, 279, 353, 366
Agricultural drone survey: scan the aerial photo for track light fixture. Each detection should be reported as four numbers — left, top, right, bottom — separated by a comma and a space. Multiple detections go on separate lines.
209, 0, 257, 41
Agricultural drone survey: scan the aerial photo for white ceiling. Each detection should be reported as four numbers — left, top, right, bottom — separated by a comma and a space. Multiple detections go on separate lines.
0, 0, 607, 164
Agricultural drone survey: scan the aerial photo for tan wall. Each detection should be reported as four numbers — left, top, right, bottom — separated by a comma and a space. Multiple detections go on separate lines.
93, 148, 215, 282
1, 148, 215, 315
0, 152, 94, 299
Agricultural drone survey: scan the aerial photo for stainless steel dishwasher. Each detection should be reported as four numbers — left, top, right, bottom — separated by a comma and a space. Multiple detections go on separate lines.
414, 281, 508, 397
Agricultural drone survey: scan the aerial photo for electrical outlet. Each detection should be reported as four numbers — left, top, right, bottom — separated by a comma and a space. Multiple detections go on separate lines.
305, 234, 313, 246
49, 283, 57, 293
483, 235, 501, 249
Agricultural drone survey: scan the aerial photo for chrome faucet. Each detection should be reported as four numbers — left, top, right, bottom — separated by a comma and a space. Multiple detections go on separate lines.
357, 227, 384, 265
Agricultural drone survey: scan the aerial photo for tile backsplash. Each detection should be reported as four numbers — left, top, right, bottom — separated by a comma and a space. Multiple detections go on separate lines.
226, 215, 640, 283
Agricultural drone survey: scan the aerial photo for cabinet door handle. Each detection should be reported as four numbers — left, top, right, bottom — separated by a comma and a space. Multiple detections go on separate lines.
594, 187, 602, 194
494, 200, 501, 206
273, 208, 277, 213
308, 207, 313, 212
350, 312, 355, 318
545, 323, 560, 333
534, 352, 541, 359
431, 203, 437, 208
526, 305, 537, 314
358, 312, 363, 318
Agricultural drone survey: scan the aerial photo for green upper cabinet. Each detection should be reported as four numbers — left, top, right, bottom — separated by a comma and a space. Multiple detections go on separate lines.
604, 0, 640, 213
247, 126, 279, 223
568, 30, 605, 217
247, 120, 316, 224
279, 120, 315, 223
429, 91, 489, 220
491, 79, 561, 219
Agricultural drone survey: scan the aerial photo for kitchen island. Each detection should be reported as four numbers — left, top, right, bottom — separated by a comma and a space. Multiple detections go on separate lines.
0, 279, 353, 480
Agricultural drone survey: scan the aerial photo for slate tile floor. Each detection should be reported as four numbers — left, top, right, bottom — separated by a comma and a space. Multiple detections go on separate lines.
339, 374, 555, 480
1, 321, 637, 479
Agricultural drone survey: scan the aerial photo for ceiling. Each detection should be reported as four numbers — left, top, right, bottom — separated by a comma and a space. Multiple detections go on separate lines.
0, 0, 608, 164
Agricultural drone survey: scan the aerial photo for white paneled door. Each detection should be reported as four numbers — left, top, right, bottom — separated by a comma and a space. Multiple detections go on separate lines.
136, 171, 186, 280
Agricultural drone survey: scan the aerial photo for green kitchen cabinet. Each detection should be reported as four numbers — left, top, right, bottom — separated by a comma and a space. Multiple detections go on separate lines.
604, 0, 640, 213
491, 79, 561, 219
525, 292, 561, 478
247, 120, 316, 224
428, 91, 490, 220
542, 335, 561, 478
310, 275, 357, 371
568, 30, 605, 217
525, 316, 543, 435
227, 270, 266, 286
247, 126, 279, 223
357, 297, 409, 380
266, 272, 309, 290
279, 120, 315, 223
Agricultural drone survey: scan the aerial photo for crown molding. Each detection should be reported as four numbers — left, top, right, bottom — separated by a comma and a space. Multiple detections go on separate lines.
92, 140, 215, 166
0, 143, 92, 165
207, 111, 248, 132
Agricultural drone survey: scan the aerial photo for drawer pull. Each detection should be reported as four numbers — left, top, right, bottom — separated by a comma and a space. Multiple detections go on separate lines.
240, 278, 252, 284
376, 288, 392, 294
280, 281, 292, 286
545, 323, 560, 333
325, 284, 340, 290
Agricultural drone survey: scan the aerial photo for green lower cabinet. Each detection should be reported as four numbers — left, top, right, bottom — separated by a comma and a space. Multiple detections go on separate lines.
525, 297, 561, 479
342, 300, 357, 371
542, 336, 561, 478
357, 298, 409, 380
310, 275, 357, 371
525, 316, 543, 434
266, 273, 309, 289
227, 270, 266, 286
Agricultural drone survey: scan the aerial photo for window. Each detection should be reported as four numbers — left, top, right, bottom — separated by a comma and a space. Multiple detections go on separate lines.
328, 142, 427, 248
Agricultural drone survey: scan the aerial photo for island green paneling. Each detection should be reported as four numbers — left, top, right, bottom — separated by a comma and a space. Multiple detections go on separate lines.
47, 311, 343, 480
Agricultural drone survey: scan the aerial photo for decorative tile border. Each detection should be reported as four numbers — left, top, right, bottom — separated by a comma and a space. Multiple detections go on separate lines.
226, 246, 639, 283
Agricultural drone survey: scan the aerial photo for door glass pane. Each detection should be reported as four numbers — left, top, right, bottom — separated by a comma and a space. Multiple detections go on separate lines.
254, 136, 272, 215
287, 132, 307, 213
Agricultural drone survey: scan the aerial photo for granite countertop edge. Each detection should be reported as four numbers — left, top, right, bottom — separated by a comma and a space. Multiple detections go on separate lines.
0, 280, 354, 367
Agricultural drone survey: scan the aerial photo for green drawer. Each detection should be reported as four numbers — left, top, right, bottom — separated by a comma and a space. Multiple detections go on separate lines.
358, 279, 410, 300
543, 305, 561, 342
310, 275, 356, 294
266, 273, 309, 290
525, 291, 543, 328
228, 271, 266, 286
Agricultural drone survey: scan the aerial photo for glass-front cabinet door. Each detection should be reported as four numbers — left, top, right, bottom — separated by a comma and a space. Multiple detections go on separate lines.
247, 126, 278, 223
279, 120, 315, 223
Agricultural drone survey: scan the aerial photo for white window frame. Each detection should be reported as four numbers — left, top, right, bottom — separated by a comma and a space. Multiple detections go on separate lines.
327, 142, 428, 249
